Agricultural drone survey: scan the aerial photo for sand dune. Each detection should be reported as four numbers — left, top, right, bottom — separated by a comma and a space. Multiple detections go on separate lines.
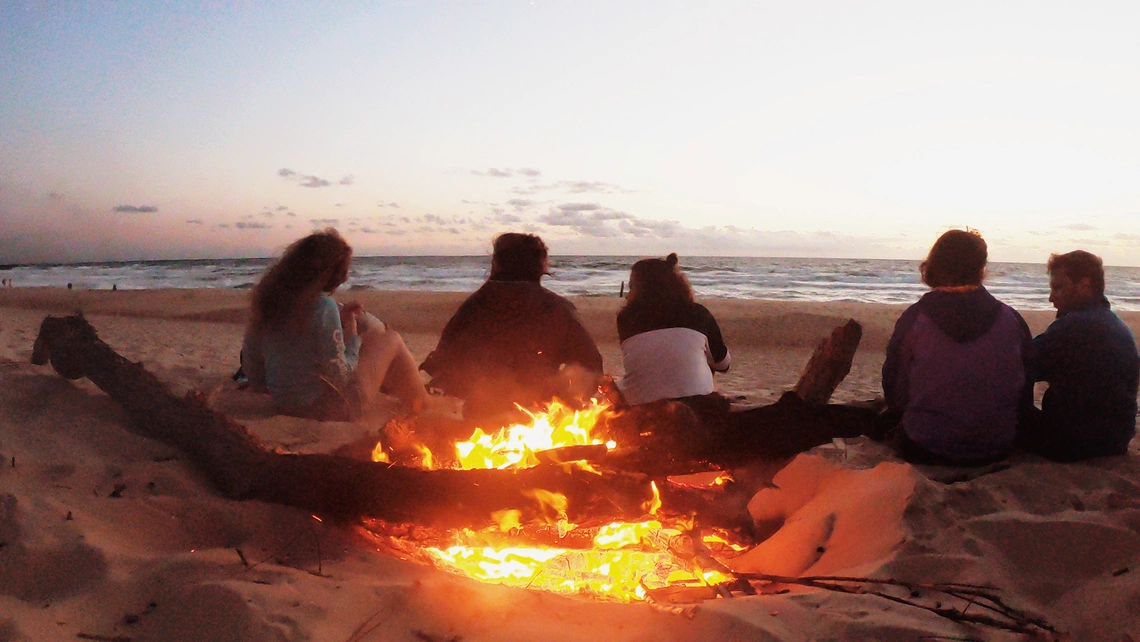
1, 288, 1138, 641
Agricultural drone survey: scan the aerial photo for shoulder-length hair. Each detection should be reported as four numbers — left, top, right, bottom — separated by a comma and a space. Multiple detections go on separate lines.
489, 233, 549, 282
251, 229, 353, 330
920, 229, 987, 288
625, 253, 694, 311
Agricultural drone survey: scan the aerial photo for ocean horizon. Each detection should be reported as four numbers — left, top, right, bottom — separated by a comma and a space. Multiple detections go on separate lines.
5, 255, 1140, 312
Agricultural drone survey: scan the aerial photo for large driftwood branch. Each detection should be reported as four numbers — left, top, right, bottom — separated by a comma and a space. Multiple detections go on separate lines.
29, 314, 871, 533
29, 314, 759, 530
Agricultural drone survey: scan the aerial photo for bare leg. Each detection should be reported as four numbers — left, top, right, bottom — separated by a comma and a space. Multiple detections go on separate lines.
352, 327, 429, 412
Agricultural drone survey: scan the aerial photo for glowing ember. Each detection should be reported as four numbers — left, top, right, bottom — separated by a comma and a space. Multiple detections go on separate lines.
454, 398, 613, 470
424, 521, 733, 602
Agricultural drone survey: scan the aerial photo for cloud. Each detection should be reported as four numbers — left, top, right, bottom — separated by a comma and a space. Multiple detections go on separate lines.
507, 198, 534, 210
310, 218, 340, 226
1058, 223, 1097, 231
113, 204, 159, 213
1113, 233, 1140, 241
518, 168, 542, 177
513, 180, 637, 196
301, 176, 331, 188
471, 168, 513, 177
276, 205, 288, 211
335, 203, 345, 207
235, 221, 272, 230
377, 201, 400, 208
46, 191, 63, 201
536, 203, 686, 239
278, 168, 352, 189
186, 219, 204, 225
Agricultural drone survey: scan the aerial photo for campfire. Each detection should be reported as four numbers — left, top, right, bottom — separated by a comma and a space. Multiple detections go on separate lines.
359, 397, 751, 604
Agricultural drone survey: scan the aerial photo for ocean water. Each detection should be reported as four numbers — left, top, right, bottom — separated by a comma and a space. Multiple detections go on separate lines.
5, 256, 1140, 311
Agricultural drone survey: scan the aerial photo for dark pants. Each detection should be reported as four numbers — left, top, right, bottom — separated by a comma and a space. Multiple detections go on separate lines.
1015, 406, 1131, 462
871, 409, 1010, 467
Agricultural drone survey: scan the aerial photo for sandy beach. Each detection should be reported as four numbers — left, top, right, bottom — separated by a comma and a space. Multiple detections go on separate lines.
2, 287, 1139, 641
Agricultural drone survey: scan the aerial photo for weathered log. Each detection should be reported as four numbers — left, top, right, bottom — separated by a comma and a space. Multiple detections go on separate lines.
793, 319, 863, 405
29, 314, 754, 531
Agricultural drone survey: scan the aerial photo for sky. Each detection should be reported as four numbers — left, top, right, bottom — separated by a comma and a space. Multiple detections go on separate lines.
2, 1, 1140, 265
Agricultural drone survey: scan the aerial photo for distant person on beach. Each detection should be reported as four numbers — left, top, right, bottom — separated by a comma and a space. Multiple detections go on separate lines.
611, 253, 871, 460
1017, 250, 1139, 461
241, 228, 429, 420
420, 233, 603, 421
882, 229, 1035, 465
617, 253, 730, 405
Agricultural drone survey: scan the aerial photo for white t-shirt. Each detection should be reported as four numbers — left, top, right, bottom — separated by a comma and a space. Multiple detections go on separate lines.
618, 327, 731, 405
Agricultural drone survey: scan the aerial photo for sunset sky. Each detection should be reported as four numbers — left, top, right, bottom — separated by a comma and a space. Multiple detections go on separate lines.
3, 1, 1140, 264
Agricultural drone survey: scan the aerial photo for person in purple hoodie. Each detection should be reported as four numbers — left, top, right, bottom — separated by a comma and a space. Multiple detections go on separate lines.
882, 229, 1035, 465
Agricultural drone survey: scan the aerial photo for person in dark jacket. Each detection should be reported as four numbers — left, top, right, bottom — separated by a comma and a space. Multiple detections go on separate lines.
420, 233, 603, 421
1018, 250, 1139, 461
882, 229, 1034, 465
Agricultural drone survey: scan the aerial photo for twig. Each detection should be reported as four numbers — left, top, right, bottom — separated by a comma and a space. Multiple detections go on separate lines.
345, 606, 389, 642
734, 571, 1059, 637
308, 522, 324, 577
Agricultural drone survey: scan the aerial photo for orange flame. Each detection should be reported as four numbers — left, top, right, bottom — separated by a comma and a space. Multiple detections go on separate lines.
370, 440, 390, 464
454, 398, 612, 470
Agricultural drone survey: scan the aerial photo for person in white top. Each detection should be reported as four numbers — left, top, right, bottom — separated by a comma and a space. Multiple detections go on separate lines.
617, 253, 730, 405
612, 253, 875, 461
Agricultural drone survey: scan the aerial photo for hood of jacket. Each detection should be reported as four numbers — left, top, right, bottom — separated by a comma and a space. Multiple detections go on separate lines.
917, 286, 1004, 343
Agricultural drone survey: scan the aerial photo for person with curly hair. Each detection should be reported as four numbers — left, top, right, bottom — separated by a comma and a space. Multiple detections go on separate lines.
241, 229, 428, 420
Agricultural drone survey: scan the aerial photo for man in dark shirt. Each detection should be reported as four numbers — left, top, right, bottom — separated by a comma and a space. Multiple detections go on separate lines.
1021, 250, 1139, 461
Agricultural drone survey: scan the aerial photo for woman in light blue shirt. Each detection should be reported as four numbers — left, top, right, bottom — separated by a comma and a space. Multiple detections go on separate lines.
241, 229, 428, 420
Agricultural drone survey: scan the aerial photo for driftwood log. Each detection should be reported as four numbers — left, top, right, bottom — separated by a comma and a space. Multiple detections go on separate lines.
30, 313, 867, 533
793, 319, 863, 404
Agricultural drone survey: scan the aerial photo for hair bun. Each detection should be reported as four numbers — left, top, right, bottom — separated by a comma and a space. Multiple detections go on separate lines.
665, 253, 678, 266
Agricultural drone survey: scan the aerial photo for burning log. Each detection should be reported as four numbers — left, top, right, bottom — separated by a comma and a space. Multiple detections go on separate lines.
28, 314, 756, 531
